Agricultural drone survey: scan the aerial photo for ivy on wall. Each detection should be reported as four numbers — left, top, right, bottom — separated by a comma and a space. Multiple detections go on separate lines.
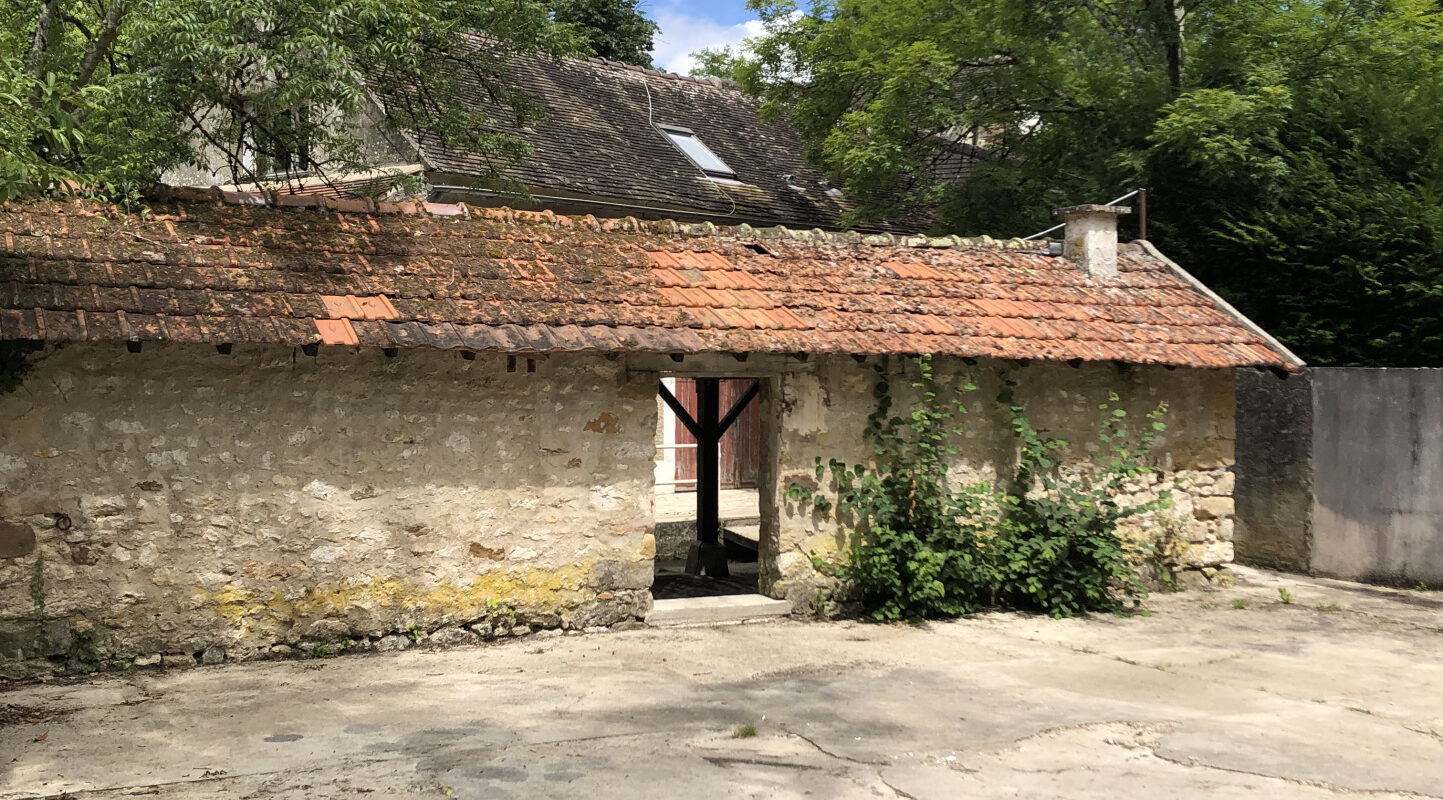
788, 356, 1171, 620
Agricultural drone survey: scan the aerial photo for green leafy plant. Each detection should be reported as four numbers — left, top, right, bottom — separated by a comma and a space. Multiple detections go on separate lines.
1231, 598, 1248, 609
1, 0, 588, 201
309, 639, 352, 659
731, 723, 758, 739
992, 381, 1170, 617
68, 621, 103, 673
29, 547, 46, 622
1278, 587, 1295, 605
1315, 602, 1341, 612
790, 357, 1169, 621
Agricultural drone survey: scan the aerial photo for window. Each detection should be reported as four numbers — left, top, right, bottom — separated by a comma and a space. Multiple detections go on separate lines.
657, 125, 736, 179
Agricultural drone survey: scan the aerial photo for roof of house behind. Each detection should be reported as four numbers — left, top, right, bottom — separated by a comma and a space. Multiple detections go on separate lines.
0, 196, 1297, 370
409, 50, 859, 229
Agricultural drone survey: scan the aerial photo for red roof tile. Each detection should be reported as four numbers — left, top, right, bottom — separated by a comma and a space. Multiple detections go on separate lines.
0, 198, 1300, 369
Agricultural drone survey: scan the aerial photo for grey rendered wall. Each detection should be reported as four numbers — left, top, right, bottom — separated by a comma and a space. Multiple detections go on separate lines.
1310, 369, 1443, 585
1233, 369, 1314, 571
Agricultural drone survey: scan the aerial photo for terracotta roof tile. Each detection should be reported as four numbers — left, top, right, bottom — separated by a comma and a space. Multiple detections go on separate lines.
0, 198, 1297, 369
315, 318, 360, 346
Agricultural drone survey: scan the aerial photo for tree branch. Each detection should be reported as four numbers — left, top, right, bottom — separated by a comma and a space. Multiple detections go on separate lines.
75, 0, 128, 87
1080, 0, 1145, 78
26, 0, 63, 79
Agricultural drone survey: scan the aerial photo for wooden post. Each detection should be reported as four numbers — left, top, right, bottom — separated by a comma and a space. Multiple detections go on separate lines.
1138, 188, 1148, 240
693, 378, 727, 576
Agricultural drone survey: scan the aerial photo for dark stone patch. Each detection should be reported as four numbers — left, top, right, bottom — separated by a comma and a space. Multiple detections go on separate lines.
69, 542, 100, 565
264, 733, 304, 742
0, 521, 35, 559
0, 703, 68, 726
469, 543, 505, 561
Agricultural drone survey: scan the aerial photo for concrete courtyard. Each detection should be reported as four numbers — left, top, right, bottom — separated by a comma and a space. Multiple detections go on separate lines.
2, 566, 1441, 799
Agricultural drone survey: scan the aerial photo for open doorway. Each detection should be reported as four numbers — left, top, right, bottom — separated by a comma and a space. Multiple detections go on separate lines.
652, 376, 765, 600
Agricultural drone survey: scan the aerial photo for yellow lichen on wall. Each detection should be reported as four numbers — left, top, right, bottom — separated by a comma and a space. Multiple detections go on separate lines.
0, 344, 659, 672
202, 558, 639, 634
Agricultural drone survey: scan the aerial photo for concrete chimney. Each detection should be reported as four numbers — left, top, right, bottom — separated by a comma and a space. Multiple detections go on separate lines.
1056, 204, 1131, 279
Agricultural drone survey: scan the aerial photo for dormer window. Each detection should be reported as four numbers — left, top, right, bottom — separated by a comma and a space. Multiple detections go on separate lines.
657, 125, 736, 179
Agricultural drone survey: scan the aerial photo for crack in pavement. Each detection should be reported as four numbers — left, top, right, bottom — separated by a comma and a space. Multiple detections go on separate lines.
1148, 739, 1443, 798
779, 726, 888, 766
700, 755, 825, 770
10, 756, 408, 800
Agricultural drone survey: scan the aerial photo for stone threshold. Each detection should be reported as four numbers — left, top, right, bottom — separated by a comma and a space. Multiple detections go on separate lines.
646, 594, 793, 627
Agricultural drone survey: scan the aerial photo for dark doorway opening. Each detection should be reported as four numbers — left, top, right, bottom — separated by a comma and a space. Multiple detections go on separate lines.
652, 376, 766, 601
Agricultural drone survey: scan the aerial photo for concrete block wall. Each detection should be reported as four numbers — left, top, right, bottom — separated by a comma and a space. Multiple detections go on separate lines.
1237, 368, 1443, 587
0, 344, 656, 676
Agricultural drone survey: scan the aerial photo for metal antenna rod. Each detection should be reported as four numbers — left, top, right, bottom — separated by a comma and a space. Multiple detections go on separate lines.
1022, 188, 1142, 241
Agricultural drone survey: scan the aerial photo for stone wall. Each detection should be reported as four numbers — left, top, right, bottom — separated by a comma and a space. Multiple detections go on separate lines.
765, 357, 1238, 606
2, 344, 1243, 675
0, 344, 656, 677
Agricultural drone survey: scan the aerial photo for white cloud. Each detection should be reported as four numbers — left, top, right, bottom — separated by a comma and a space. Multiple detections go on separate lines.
650, 11, 765, 76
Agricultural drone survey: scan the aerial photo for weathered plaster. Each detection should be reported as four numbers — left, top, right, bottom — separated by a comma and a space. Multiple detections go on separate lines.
0, 344, 655, 675
1, 345, 1240, 674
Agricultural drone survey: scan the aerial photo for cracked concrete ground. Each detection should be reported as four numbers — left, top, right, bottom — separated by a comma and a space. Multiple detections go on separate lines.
2, 566, 1442, 799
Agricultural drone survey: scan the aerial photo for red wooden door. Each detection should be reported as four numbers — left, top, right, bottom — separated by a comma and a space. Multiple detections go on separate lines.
672, 378, 760, 491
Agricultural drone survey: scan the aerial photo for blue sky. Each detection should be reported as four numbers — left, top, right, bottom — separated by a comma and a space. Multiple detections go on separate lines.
646, 0, 764, 75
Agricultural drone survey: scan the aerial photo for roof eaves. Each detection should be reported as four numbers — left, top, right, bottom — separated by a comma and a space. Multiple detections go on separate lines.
1136, 238, 1304, 370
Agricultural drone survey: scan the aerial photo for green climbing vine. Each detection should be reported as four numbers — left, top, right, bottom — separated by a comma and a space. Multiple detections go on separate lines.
787, 356, 1170, 621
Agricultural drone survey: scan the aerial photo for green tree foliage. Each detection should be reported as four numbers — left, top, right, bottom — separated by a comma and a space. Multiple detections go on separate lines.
550, 0, 658, 66
0, 0, 584, 200
717, 0, 1443, 366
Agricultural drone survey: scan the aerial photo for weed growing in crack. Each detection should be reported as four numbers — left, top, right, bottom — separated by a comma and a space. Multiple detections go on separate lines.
1277, 587, 1295, 604
1315, 602, 1341, 612
732, 723, 758, 739
1231, 598, 1248, 609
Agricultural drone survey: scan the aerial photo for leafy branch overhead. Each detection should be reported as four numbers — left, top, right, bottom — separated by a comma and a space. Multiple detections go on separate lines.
0, 0, 602, 200
706, 0, 1443, 367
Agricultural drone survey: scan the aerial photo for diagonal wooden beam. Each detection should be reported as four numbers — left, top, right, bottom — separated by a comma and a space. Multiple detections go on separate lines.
657, 381, 700, 439
716, 379, 760, 437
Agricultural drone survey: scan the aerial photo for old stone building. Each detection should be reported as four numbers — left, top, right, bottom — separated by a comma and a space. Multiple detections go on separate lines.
0, 196, 1298, 676
169, 47, 890, 230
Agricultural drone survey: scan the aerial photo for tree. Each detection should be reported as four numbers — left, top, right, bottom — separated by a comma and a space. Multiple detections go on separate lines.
0, 0, 584, 201
550, 0, 658, 67
689, 46, 747, 81
719, 0, 1443, 366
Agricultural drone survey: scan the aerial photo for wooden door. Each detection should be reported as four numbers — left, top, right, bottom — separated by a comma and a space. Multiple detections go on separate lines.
672, 378, 760, 491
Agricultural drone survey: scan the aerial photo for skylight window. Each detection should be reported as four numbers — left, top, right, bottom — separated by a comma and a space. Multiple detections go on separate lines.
657, 125, 736, 179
